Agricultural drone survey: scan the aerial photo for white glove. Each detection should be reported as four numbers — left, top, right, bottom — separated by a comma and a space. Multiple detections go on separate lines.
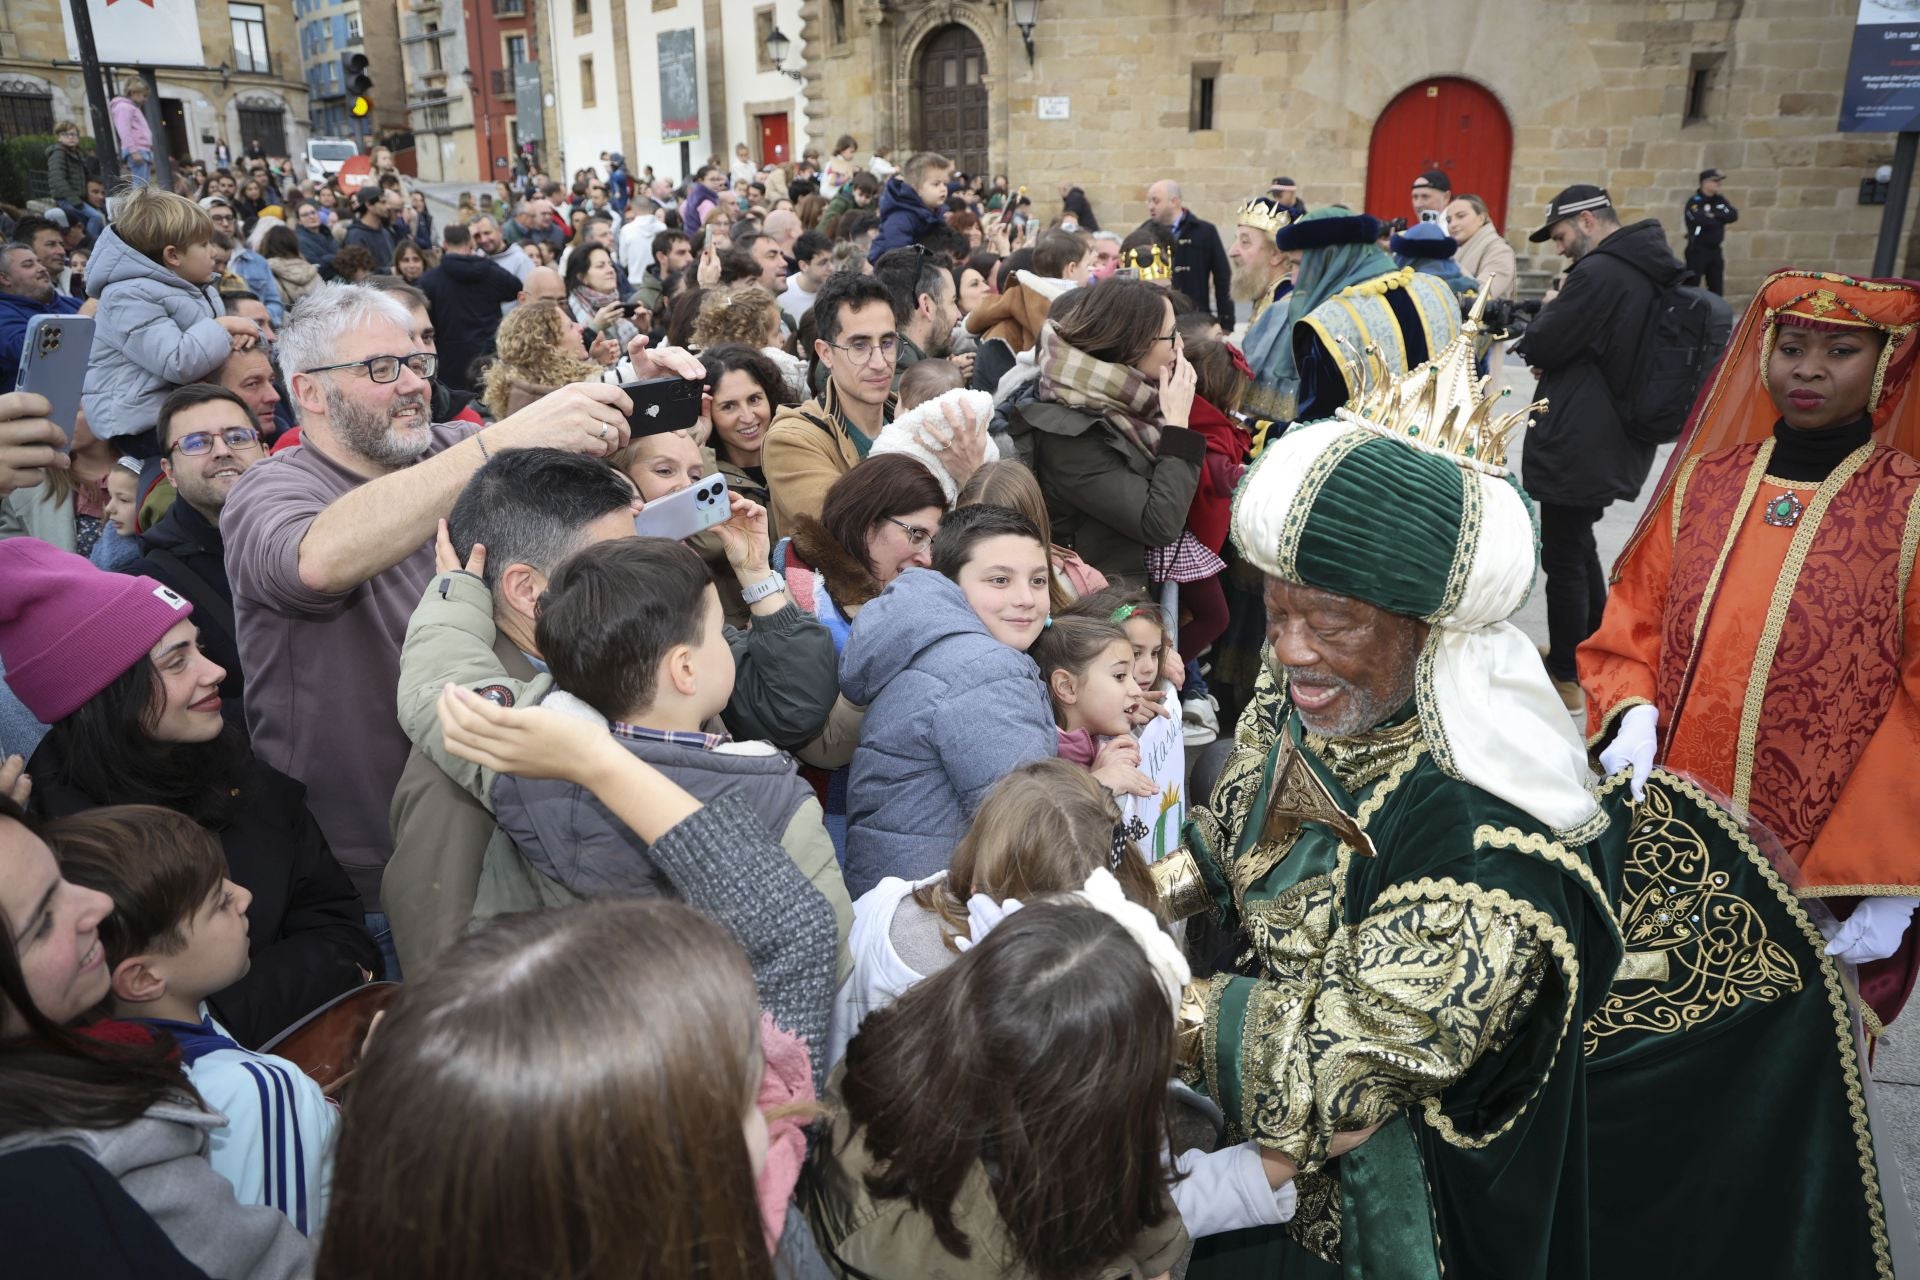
1598, 704, 1658, 801
1824, 897, 1920, 965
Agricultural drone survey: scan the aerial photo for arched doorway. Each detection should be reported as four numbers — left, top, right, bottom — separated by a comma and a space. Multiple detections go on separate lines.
915, 25, 988, 178
1365, 78, 1513, 234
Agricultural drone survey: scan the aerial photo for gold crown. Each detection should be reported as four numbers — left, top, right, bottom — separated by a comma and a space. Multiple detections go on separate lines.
1236, 196, 1293, 237
1124, 243, 1173, 282
1335, 292, 1544, 474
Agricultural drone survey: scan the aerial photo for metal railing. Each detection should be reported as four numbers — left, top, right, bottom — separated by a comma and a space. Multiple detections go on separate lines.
494, 0, 526, 13
230, 47, 285, 78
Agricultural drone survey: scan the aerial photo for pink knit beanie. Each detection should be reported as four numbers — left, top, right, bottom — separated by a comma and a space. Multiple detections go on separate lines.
0, 537, 194, 724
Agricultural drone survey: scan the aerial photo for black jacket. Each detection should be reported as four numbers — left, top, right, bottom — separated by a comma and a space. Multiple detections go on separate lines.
420, 252, 525, 392
128, 500, 243, 732
1683, 192, 1738, 250
1513, 219, 1684, 508
29, 748, 378, 1048
342, 218, 395, 272
0, 1146, 208, 1279
1170, 212, 1234, 331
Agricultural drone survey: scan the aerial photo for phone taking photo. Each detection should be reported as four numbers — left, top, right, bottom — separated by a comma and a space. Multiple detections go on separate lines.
633, 473, 731, 541
17, 315, 94, 442
618, 375, 702, 438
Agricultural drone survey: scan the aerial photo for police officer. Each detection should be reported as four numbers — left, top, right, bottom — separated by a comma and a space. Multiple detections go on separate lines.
1684, 168, 1738, 296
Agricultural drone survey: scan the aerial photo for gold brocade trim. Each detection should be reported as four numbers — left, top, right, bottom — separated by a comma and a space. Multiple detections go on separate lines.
1433, 464, 1484, 623
1595, 771, 1894, 1275
1274, 429, 1373, 584
1731, 443, 1876, 814
1555, 806, 1613, 849
1670, 449, 1705, 547
1897, 483, 1920, 606
1200, 971, 1231, 1106
1798, 883, 1920, 898
1340, 264, 1417, 299
1302, 715, 1424, 794
1413, 632, 1454, 778
1355, 737, 1426, 831
1471, 825, 1616, 931
1761, 473, 1817, 488
1864, 1003, 1887, 1040
1367, 877, 1580, 1152
1688, 441, 1777, 656
1586, 695, 1653, 753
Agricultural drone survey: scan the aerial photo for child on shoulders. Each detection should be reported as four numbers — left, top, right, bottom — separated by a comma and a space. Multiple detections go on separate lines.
47, 805, 336, 1236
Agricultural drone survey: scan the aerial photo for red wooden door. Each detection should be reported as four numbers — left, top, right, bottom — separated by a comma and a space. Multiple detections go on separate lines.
757, 112, 790, 165
1365, 78, 1513, 234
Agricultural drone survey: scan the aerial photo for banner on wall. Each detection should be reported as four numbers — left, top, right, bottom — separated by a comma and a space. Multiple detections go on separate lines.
658, 29, 699, 142
63, 0, 206, 67
1840, 0, 1920, 132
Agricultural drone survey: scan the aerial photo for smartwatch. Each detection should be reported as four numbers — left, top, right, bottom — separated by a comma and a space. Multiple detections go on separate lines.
741, 573, 787, 605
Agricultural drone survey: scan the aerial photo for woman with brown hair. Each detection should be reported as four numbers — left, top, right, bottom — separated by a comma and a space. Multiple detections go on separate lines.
795, 193, 828, 232
1005, 278, 1205, 586
480, 299, 613, 419
258, 224, 321, 308
699, 343, 794, 519
388, 238, 431, 286
771, 454, 949, 853
955, 459, 1108, 613
814, 895, 1191, 1279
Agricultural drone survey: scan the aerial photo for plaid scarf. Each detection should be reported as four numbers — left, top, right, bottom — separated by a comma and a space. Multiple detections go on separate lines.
1036, 323, 1164, 454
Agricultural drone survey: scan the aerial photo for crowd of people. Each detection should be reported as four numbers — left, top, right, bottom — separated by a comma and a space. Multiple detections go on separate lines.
0, 125, 1912, 1280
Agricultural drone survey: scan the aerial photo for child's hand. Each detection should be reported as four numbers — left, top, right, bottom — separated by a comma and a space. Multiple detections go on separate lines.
1135, 688, 1176, 722
433, 517, 486, 576
1162, 645, 1185, 691
1094, 759, 1158, 799
1093, 734, 1141, 773
217, 315, 260, 349
436, 683, 622, 784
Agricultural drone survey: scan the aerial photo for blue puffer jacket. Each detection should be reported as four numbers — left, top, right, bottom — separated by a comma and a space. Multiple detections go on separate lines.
82, 227, 228, 441
839, 568, 1056, 897
867, 176, 944, 264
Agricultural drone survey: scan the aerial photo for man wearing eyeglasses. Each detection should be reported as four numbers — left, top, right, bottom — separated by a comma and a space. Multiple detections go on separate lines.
126, 383, 269, 731
221, 281, 691, 976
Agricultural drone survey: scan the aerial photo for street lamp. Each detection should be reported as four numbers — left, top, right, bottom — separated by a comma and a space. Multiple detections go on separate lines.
765, 26, 804, 82
1010, 0, 1039, 65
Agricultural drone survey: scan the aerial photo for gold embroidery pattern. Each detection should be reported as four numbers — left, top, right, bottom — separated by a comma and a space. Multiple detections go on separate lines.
1581, 783, 1801, 1053
1897, 483, 1920, 607
1285, 1170, 1343, 1264
1274, 429, 1373, 583
1198, 971, 1231, 1103
1303, 715, 1424, 794
1688, 440, 1778, 655
1358, 879, 1579, 1152
1596, 771, 1893, 1275
1732, 443, 1876, 814
1413, 631, 1455, 777
1472, 825, 1617, 931
1238, 886, 1553, 1165
1244, 873, 1340, 984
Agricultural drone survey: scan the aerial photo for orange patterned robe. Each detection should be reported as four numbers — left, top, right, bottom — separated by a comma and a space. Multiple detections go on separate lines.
1579, 439, 1920, 1024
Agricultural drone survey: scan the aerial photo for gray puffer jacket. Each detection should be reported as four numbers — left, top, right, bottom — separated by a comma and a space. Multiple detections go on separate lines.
0, 1100, 312, 1279
82, 226, 230, 441
839, 569, 1056, 898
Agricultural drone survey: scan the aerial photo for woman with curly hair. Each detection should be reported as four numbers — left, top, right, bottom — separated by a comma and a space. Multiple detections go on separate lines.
481, 300, 615, 419
691, 286, 808, 399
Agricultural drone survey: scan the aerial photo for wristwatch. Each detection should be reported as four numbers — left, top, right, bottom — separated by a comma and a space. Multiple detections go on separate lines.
740, 573, 787, 605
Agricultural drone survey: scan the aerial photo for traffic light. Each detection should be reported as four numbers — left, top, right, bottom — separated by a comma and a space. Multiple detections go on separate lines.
343, 53, 372, 118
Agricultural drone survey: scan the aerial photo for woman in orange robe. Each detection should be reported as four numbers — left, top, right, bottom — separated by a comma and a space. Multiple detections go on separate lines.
1580, 270, 1920, 1030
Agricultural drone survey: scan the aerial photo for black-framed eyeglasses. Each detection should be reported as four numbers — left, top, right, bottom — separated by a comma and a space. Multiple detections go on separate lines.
302, 352, 438, 384
169, 426, 262, 455
827, 334, 899, 364
884, 515, 934, 549
1150, 327, 1178, 346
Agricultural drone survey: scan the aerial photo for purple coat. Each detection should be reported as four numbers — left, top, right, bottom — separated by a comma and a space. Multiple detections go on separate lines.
109, 95, 152, 156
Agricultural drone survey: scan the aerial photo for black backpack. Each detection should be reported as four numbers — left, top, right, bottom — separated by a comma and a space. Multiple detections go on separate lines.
1618, 273, 1733, 445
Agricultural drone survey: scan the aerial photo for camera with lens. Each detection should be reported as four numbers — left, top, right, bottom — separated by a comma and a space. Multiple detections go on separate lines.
1475, 297, 1541, 341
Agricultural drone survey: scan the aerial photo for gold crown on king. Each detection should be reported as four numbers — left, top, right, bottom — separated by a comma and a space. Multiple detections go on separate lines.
1335, 292, 1544, 475
1124, 243, 1173, 282
1236, 197, 1293, 237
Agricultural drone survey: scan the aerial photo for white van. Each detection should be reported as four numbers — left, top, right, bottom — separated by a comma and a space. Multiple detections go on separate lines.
305, 138, 359, 186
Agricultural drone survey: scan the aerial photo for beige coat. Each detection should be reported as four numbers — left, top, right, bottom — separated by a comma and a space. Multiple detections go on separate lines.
1454, 223, 1518, 301
267, 256, 322, 309
764, 380, 892, 533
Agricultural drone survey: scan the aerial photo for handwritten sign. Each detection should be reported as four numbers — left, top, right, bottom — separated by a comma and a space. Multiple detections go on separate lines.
1118, 713, 1186, 862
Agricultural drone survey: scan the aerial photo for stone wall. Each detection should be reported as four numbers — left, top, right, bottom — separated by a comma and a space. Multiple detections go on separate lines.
801, 0, 1915, 305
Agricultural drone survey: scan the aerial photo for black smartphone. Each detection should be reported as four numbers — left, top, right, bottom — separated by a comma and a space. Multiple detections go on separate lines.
618, 375, 703, 437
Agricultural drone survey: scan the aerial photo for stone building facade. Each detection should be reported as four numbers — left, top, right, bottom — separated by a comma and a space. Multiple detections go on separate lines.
0, 0, 310, 175
798, 0, 1914, 303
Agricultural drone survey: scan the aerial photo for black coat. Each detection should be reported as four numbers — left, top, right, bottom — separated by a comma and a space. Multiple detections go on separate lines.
29, 748, 378, 1048
1170, 212, 1235, 332
420, 252, 525, 392
1513, 219, 1684, 508
0, 1146, 208, 1279
128, 500, 244, 733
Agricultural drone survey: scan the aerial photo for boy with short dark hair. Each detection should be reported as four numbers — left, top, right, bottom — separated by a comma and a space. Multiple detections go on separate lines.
868, 150, 953, 264
488, 537, 853, 974
47, 806, 337, 1236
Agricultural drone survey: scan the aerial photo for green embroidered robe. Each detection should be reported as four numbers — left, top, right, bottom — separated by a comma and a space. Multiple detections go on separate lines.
1180, 665, 1624, 1279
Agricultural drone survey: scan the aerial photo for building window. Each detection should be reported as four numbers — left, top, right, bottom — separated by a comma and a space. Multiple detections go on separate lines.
346, 12, 362, 44
574, 0, 590, 18
579, 55, 596, 108
505, 34, 526, 66
1189, 62, 1218, 132
1684, 54, 1721, 124
230, 3, 272, 74
424, 22, 444, 71
828, 0, 845, 47
754, 6, 776, 71
0, 82, 54, 137
494, 0, 525, 12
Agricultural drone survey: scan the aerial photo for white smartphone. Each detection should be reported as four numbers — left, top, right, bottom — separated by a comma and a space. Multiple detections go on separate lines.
17, 314, 94, 441
633, 472, 730, 541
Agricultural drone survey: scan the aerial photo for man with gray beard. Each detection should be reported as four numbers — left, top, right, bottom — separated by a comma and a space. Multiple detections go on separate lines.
220, 283, 692, 977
